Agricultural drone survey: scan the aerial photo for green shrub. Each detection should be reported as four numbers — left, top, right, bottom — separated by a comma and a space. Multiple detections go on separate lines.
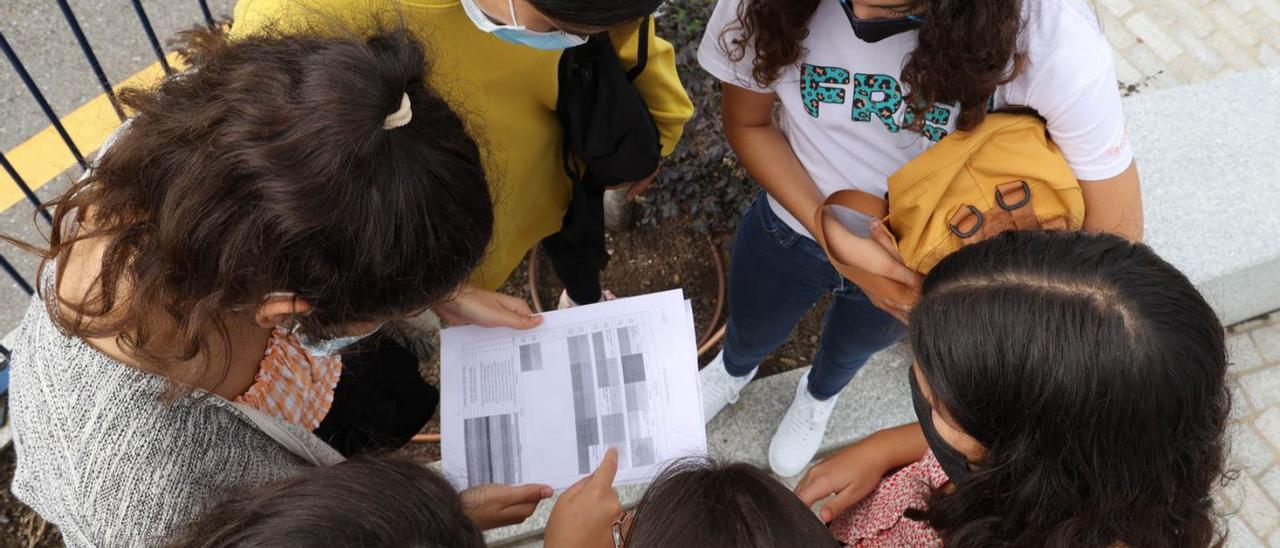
643, 0, 756, 234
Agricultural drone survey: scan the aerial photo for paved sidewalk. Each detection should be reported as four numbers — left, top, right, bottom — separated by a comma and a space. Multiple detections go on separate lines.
1222, 315, 1280, 546
1099, 0, 1280, 91
0, 0, 236, 151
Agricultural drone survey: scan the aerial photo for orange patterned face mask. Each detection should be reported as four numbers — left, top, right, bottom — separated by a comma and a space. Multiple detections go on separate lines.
235, 327, 344, 431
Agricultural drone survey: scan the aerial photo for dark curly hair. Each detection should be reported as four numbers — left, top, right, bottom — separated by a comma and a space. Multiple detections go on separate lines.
17, 26, 492, 389
907, 231, 1230, 546
723, 0, 1026, 131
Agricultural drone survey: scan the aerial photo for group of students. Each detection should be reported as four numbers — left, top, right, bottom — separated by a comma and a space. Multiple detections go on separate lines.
2, 0, 1230, 546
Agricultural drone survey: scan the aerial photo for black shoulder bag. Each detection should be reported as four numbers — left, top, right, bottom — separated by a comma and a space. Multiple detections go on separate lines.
551, 17, 663, 270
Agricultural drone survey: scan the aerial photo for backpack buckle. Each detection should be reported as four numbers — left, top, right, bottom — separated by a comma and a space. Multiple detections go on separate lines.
996, 180, 1032, 211
949, 205, 985, 239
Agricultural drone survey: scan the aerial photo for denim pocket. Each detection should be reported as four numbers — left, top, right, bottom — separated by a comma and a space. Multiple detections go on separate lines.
754, 194, 801, 248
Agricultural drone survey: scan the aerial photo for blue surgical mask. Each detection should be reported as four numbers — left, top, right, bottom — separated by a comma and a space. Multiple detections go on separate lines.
838, 0, 924, 43
459, 0, 588, 51
295, 324, 381, 357
264, 292, 383, 357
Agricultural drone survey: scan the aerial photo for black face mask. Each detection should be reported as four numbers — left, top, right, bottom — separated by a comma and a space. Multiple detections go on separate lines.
838, 0, 925, 43
909, 369, 971, 483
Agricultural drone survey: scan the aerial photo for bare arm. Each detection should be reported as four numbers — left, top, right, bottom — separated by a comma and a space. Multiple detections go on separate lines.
722, 83, 920, 316
795, 423, 929, 522
722, 84, 826, 236
1080, 160, 1143, 241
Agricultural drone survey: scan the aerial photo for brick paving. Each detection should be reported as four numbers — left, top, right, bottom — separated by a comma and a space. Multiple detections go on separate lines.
1100, 0, 1280, 92
1223, 316, 1280, 546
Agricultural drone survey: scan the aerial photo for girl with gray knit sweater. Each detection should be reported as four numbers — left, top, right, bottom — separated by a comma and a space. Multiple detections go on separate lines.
7, 26, 548, 546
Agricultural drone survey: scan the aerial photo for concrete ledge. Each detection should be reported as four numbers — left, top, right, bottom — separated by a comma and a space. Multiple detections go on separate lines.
1127, 66, 1280, 325
486, 345, 915, 546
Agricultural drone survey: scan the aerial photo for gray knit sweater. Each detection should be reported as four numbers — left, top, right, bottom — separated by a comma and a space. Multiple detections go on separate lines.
9, 278, 344, 547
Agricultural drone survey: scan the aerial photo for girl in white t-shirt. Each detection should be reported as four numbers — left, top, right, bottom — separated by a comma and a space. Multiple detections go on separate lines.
696, 0, 1144, 478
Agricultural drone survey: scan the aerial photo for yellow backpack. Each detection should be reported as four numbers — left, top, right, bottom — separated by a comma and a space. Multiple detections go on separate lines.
814, 113, 1086, 304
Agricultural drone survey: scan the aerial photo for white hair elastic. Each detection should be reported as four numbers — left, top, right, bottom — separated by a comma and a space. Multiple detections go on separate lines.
383, 92, 413, 130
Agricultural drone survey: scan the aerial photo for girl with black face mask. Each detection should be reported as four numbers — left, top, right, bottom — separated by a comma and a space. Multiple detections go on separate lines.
795, 231, 1231, 547
696, 0, 1145, 480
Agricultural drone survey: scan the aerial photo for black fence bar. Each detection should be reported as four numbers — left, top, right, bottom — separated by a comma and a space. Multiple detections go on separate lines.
130, 0, 172, 75
55, 0, 126, 122
0, 31, 88, 170
0, 255, 33, 297
199, 0, 216, 28
0, 153, 53, 225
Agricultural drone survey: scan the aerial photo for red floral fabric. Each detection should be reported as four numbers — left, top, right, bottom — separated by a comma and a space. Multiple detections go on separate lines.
829, 450, 949, 547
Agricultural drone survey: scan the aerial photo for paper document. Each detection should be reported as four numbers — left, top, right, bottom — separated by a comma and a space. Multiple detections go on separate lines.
441, 289, 707, 490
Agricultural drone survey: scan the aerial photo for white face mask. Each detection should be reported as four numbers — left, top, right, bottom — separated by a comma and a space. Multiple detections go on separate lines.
459, 0, 588, 50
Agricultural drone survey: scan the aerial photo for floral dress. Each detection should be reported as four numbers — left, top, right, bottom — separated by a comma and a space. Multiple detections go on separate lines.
830, 451, 949, 547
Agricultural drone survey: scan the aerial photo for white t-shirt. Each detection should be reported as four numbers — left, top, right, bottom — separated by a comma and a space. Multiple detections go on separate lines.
698, 0, 1133, 239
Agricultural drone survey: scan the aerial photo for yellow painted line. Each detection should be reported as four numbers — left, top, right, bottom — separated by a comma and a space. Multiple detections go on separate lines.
0, 53, 182, 213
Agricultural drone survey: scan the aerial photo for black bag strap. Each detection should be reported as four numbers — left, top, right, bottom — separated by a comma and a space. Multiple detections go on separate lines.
625, 16, 650, 82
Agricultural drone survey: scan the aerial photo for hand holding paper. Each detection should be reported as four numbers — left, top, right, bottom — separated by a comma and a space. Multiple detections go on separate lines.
441, 290, 707, 490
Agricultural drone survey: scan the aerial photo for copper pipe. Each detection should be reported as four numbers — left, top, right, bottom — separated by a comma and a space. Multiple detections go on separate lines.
527, 236, 726, 357
698, 237, 725, 348
411, 433, 441, 443
528, 245, 547, 313
698, 324, 727, 357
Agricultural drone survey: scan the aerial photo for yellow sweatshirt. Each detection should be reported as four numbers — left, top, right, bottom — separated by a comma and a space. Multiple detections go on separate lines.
231, 0, 694, 290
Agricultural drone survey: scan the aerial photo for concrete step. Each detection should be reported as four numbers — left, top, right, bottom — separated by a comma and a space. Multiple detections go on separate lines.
1130, 66, 1280, 326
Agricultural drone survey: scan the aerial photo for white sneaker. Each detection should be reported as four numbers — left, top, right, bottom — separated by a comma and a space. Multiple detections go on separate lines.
699, 351, 756, 424
769, 375, 838, 477
558, 289, 617, 310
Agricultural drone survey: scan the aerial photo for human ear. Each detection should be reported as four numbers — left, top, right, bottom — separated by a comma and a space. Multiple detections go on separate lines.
253, 293, 314, 329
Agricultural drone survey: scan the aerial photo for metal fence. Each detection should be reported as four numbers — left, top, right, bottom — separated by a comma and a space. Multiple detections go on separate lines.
0, 0, 217, 379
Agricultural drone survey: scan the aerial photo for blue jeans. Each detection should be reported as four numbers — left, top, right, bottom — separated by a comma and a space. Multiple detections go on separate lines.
723, 194, 905, 400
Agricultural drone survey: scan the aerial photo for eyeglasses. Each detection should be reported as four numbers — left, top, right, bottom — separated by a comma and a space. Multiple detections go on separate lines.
611, 508, 635, 548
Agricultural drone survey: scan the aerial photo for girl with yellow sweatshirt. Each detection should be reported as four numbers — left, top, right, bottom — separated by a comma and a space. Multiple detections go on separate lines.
232, 0, 695, 317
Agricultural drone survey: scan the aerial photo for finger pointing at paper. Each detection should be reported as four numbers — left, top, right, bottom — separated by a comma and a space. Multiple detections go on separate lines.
440, 290, 707, 546
545, 448, 623, 548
